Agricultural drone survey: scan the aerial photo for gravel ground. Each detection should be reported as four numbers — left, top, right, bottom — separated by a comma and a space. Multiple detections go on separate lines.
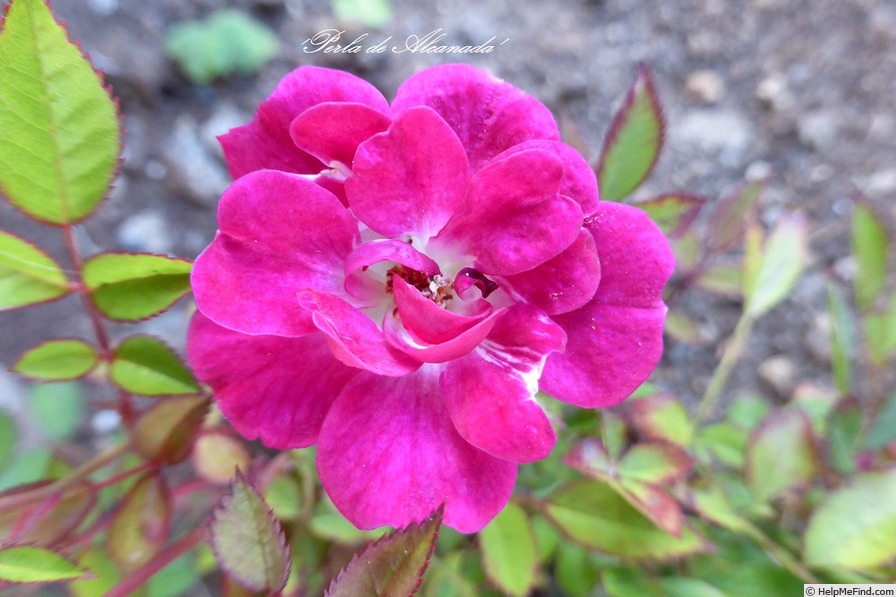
1, 0, 894, 435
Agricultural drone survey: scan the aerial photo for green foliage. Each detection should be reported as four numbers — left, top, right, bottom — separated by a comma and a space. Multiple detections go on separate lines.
745, 407, 819, 503
478, 502, 537, 597
0, 545, 90, 582
82, 253, 192, 321
30, 381, 84, 441
851, 202, 888, 312
635, 194, 704, 237
133, 396, 209, 464
14, 340, 98, 381
0, 230, 71, 310
325, 507, 442, 597
0, 0, 119, 225
744, 215, 809, 317
108, 473, 171, 573
804, 469, 896, 569
333, 0, 393, 28
165, 10, 278, 85
0, 411, 18, 475
210, 473, 290, 594
110, 336, 199, 395
827, 282, 854, 395
596, 64, 665, 202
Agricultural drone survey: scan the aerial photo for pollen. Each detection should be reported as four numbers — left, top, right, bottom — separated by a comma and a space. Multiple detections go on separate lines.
385, 266, 454, 307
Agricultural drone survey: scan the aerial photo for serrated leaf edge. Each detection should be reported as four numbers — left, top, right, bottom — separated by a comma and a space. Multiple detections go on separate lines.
12, 337, 100, 382
109, 334, 199, 396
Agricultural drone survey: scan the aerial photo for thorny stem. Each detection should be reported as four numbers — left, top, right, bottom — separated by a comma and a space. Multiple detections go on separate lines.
695, 314, 754, 424
104, 525, 208, 597
0, 440, 130, 514
61, 223, 135, 425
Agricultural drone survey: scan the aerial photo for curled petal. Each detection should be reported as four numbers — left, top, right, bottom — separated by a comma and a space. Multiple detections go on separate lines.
541, 202, 675, 407
443, 305, 565, 462
298, 289, 420, 377
317, 369, 517, 533
493, 140, 600, 217
192, 170, 359, 337
435, 149, 583, 275
347, 107, 470, 238
219, 66, 390, 179
391, 276, 490, 345
392, 64, 560, 171
290, 102, 391, 171
187, 312, 358, 449
500, 229, 601, 316
343, 239, 441, 305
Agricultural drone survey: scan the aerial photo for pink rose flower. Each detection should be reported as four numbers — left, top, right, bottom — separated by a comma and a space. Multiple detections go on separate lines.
187, 64, 674, 532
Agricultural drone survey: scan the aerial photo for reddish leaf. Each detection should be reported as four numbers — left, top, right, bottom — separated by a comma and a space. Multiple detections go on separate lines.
706, 182, 762, 254
618, 442, 694, 484
107, 473, 171, 573
0, 480, 96, 547
745, 407, 820, 503
618, 478, 684, 537
325, 506, 443, 597
634, 194, 705, 237
210, 472, 290, 594
133, 396, 209, 464
627, 394, 692, 446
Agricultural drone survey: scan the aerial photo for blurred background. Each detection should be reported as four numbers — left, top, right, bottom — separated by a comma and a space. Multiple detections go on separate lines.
1, 0, 894, 451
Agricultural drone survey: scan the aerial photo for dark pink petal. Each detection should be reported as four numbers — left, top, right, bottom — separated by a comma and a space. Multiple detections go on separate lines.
500, 229, 601, 316
290, 102, 391, 170
317, 369, 517, 532
187, 312, 358, 449
493, 140, 600, 216
442, 305, 565, 462
391, 64, 560, 171
391, 276, 489, 344
435, 149, 583, 275
346, 107, 470, 238
219, 66, 391, 178
192, 170, 359, 337
343, 239, 441, 305
298, 289, 420, 377
541, 202, 675, 408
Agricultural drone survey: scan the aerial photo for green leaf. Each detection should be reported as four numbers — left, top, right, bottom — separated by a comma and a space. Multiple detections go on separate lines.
706, 182, 762, 254
325, 506, 442, 597
694, 422, 748, 469
864, 293, 896, 367
635, 194, 704, 237
69, 548, 120, 597
804, 469, 896, 569
14, 339, 98, 381
695, 263, 743, 297
600, 410, 627, 460
333, 0, 393, 28
554, 543, 598, 597
864, 392, 896, 451
618, 442, 693, 484
147, 552, 198, 597
852, 202, 889, 312
0, 0, 119, 224
0, 447, 51, 492
0, 545, 90, 582
108, 473, 171, 573
827, 399, 863, 474
745, 407, 819, 503
661, 577, 727, 597
596, 63, 665, 202
133, 395, 209, 464
110, 336, 198, 395
627, 394, 693, 446
602, 566, 659, 596
543, 479, 709, 560
82, 253, 192, 321
0, 230, 71, 310
0, 410, 17, 474
478, 502, 537, 597
165, 10, 278, 85
744, 214, 809, 318
727, 394, 772, 431
664, 309, 703, 344
828, 282, 854, 394
29, 381, 84, 440
210, 472, 290, 594
191, 431, 250, 485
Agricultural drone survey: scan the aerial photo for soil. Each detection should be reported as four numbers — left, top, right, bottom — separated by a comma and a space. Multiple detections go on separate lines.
1, 0, 895, 435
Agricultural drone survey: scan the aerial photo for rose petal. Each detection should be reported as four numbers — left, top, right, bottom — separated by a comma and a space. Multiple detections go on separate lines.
500, 229, 601, 315
317, 369, 517, 532
392, 64, 560, 171
342, 239, 442, 305
391, 276, 490, 344
442, 305, 565, 462
220, 66, 391, 178
192, 170, 359, 337
434, 148, 583, 275
492, 140, 600, 216
290, 102, 392, 171
298, 289, 420, 377
541, 202, 675, 407
187, 312, 358, 449
346, 106, 470, 238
